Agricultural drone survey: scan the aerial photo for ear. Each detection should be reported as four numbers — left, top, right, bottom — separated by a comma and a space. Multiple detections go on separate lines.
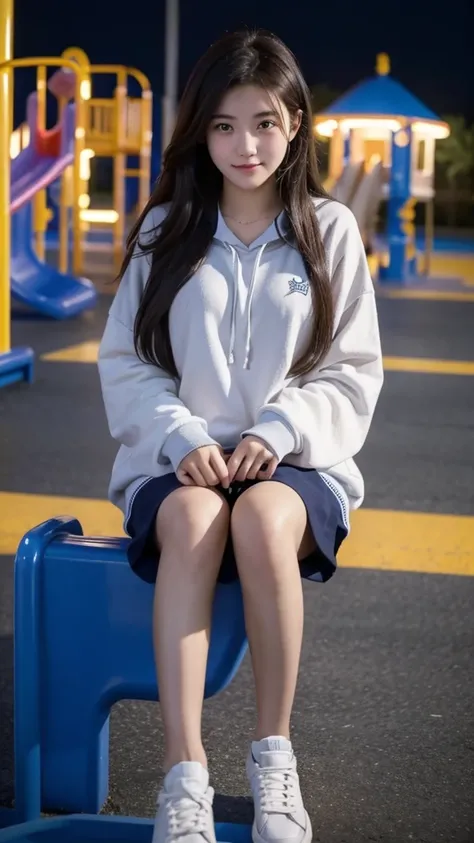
289, 109, 303, 141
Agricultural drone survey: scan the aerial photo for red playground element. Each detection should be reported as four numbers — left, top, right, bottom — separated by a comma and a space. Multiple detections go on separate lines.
35, 125, 62, 157
33, 67, 78, 157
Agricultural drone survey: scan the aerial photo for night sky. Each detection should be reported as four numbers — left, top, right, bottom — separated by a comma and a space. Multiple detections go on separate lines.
13, 0, 472, 129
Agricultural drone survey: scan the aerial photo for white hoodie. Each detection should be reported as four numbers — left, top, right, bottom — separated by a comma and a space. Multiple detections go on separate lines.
98, 197, 384, 526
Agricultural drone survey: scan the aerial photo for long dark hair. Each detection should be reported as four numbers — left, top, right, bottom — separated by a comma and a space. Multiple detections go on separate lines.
117, 28, 333, 378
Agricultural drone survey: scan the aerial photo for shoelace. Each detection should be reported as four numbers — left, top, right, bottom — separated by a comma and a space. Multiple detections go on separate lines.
158, 783, 214, 840
257, 768, 298, 814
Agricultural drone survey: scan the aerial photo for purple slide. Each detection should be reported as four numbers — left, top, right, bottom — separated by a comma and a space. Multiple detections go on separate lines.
10, 93, 75, 212
10, 94, 97, 319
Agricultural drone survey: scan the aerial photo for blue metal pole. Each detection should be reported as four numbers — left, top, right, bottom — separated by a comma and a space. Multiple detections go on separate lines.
379, 124, 417, 283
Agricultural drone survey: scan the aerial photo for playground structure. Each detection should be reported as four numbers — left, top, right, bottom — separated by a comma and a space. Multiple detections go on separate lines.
0, 21, 152, 389
315, 53, 450, 283
10, 46, 153, 271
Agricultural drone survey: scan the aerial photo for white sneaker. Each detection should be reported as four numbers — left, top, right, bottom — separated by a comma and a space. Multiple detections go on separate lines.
246, 737, 312, 843
152, 761, 216, 843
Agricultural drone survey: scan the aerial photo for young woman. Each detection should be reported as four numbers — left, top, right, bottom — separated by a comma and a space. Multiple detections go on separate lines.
98, 27, 383, 843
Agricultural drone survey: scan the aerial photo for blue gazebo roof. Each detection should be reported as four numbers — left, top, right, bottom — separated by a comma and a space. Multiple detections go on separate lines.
317, 56, 443, 123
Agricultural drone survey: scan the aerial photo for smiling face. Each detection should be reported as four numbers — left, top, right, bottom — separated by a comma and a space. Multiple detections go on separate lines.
206, 84, 301, 192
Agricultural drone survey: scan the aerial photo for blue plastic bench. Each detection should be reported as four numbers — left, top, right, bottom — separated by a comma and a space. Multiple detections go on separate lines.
8, 516, 249, 839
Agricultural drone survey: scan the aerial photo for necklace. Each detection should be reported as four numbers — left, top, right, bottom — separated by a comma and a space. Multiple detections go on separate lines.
222, 211, 280, 226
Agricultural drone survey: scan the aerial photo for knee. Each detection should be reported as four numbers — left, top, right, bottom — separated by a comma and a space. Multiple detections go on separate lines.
230, 484, 288, 557
156, 485, 230, 555
230, 484, 306, 583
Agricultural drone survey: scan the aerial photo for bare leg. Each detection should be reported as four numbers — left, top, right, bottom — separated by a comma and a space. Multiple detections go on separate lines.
153, 486, 230, 772
231, 482, 314, 740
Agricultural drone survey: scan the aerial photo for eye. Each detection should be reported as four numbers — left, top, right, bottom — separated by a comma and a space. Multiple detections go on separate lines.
259, 120, 277, 130
214, 123, 233, 132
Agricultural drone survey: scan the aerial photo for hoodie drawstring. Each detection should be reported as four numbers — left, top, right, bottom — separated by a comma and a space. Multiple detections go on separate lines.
227, 245, 239, 365
243, 244, 266, 369
226, 243, 266, 369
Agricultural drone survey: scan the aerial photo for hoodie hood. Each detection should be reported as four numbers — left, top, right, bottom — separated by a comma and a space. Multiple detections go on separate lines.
214, 207, 287, 249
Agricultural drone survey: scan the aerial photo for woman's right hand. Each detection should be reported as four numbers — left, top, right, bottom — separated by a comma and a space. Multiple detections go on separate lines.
176, 445, 230, 489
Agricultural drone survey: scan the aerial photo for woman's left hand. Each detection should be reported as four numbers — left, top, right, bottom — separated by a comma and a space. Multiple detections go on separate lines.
226, 435, 278, 484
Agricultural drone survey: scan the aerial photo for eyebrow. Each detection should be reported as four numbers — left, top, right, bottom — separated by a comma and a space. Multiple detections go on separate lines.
211, 110, 279, 120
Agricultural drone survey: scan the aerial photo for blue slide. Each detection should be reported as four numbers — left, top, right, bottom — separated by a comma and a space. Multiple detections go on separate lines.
11, 203, 97, 319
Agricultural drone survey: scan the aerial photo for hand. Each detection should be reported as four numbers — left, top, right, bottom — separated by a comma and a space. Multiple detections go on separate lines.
226, 436, 278, 485
176, 445, 230, 488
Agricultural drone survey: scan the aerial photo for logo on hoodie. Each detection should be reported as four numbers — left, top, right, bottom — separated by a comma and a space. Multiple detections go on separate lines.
287, 276, 309, 296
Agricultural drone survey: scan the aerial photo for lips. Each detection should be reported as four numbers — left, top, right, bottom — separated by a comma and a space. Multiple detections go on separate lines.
233, 164, 261, 170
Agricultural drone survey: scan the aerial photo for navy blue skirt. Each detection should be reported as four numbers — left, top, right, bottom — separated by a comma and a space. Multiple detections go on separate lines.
125, 462, 349, 586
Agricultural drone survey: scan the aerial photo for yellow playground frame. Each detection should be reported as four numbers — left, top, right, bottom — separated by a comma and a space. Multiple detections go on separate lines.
0, 0, 152, 383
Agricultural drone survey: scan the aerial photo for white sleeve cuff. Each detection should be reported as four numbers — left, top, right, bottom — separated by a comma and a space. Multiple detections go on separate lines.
161, 422, 220, 472
241, 412, 298, 462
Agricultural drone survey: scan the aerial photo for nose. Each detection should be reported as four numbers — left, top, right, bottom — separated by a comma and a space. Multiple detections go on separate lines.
237, 131, 257, 158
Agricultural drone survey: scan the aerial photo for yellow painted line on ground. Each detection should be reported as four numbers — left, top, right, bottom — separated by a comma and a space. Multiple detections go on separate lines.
372, 252, 474, 293
1, 492, 473, 577
0, 492, 123, 553
377, 289, 474, 302
41, 341, 101, 363
341, 508, 474, 576
383, 356, 474, 375
429, 254, 474, 286
41, 342, 474, 376
0, 491, 124, 553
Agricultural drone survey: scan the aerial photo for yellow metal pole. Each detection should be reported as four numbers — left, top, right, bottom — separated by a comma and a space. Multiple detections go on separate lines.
113, 152, 126, 271
32, 65, 47, 260
139, 89, 152, 211
59, 168, 69, 273
57, 96, 68, 273
32, 189, 46, 259
0, 0, 13, 355
72, 71, 85, 275
424, 198, 434, 276
36, 64, 46, 130
113, 69, 127, 270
